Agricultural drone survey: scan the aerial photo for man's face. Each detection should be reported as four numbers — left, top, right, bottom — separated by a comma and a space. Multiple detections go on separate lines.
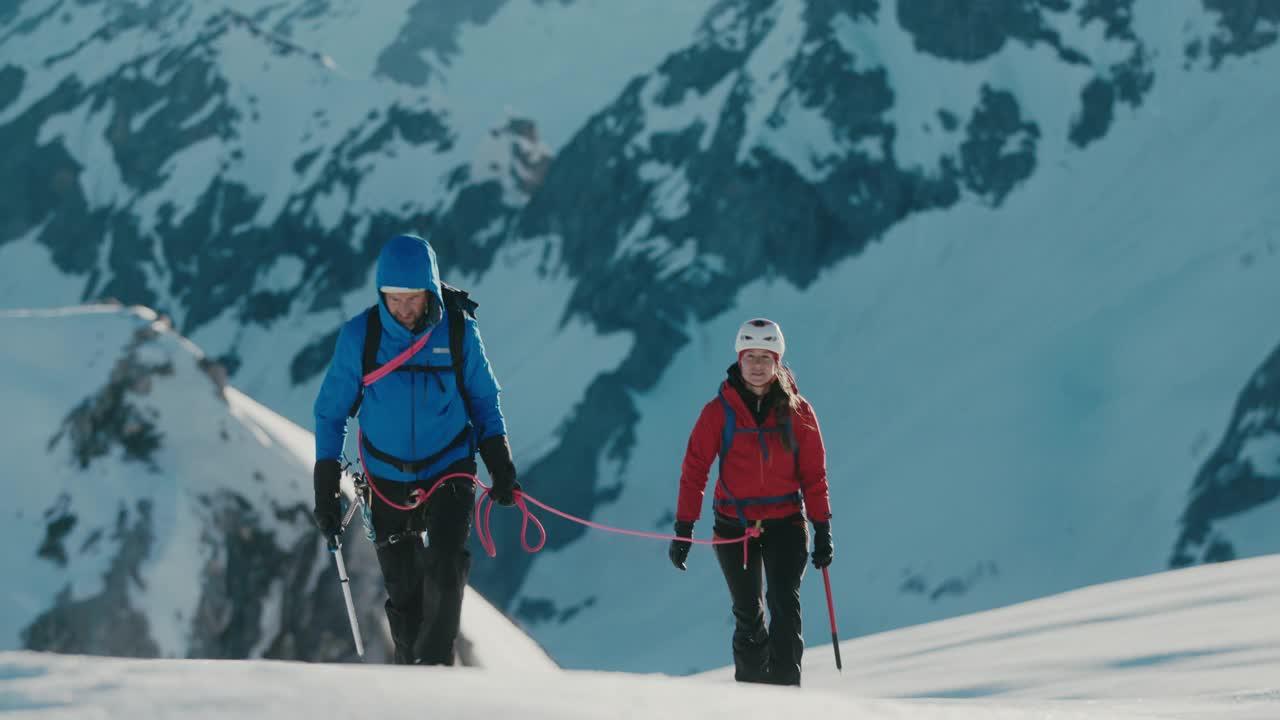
740, 349, 777, 389
385, 291, 429, 330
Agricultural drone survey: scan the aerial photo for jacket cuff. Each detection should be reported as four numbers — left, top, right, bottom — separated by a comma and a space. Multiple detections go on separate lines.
477, 434, 517, 484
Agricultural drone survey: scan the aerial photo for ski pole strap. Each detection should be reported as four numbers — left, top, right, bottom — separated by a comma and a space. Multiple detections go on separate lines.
362, 327, 434, 387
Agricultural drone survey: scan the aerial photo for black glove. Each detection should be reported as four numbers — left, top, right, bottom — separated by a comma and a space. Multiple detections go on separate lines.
811, 520, 833, 569
668, 521, 694, 571
312, 459, 343, 544
478, 434, 520, 506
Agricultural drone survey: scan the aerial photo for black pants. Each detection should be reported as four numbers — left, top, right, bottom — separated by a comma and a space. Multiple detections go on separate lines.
369, 459, 476, 666
713, 512, 809, 686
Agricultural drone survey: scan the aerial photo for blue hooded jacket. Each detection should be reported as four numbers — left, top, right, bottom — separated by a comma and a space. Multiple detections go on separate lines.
313, 234, 507, 482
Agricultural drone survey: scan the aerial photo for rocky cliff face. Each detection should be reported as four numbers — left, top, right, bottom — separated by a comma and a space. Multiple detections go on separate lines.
4, 305, 391, 662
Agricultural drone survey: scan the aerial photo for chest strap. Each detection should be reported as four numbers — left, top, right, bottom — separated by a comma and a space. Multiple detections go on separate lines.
360, 425, 473, 475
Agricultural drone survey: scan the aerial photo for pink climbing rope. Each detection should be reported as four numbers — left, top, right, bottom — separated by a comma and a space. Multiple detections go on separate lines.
469, 477, 760, 567
357, 430, 428, 510
355, 450, 759, 564
351, 324, 756, 559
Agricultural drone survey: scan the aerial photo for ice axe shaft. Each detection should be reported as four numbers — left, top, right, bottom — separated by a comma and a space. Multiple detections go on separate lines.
327, 495, 365, 657
822, 566, 842, 671
331, 546, 364, 657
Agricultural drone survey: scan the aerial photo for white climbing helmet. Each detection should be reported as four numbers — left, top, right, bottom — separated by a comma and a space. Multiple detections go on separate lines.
734, 318, 785, 359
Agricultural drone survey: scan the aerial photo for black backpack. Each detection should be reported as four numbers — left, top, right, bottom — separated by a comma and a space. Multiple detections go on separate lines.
347, 283, 479, 418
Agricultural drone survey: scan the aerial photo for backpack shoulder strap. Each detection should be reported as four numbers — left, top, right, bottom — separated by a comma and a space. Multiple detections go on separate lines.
715, 390, 750, 525
717, 391, 735, 465
347, 305, 381, 418
441, 284, 478, 414
783, 413, 799, 476
362, 304, 382, 377
441, 282, 479, 317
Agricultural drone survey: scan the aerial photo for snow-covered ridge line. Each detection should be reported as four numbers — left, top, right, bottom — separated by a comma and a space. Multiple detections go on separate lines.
0, 304, 148, 318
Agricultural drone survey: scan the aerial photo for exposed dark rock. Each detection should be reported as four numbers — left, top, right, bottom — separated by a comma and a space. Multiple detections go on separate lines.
187, 491, 392, 662
960, 86, 1039, 205
375, 0, 508, 86
47, 324, 175, 469
22, 499, 161, 657
0, 75, 98, 272
291, 327, 340, 386
1070, 77, 1115, 148
1199, 0, 1280, 66
346, 103, 451, 158
188, 491, 286, 658
1172, 341, 1280, 567
36, 493, 77, 568
899, 562, 999, 601
1079, 0, 1138, 41
514, 594, 597, 625
897, 0, 1068, 62
0, 64, 22, 112
654, 0, 777, 104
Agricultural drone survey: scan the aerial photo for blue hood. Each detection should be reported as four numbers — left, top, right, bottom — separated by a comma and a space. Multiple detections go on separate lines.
375, 234, 443, 335
376, 234, 442, 301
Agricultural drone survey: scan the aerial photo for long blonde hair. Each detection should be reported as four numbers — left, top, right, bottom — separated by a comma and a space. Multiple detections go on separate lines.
775, 365, 802, 414
774, 365, 802, 452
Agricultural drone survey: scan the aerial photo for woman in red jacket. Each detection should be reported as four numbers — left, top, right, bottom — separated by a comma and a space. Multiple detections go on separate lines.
669, 318, 834, 686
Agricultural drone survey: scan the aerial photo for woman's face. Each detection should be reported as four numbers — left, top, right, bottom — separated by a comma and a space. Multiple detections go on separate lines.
740, 349, 777, 390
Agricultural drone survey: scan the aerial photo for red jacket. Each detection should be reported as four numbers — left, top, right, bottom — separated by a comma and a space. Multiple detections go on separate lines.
676, 379, 831, 524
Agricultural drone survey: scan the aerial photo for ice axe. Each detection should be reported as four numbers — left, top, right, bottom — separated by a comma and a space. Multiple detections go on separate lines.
822, 567, 842, 671
327, 495, 365, 657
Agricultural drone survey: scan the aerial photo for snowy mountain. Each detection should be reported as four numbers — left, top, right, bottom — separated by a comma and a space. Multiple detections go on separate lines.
0, 304, 554, 669
7, 553, 1280, 718
2, 0, 1280, 675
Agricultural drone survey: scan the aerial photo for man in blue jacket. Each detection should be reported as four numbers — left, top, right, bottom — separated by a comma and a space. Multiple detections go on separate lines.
312, 233, 519, 665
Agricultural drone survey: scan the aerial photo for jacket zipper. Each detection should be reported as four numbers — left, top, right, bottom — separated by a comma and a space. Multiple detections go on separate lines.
755, 396, 765, 488
410, 349, 417, 470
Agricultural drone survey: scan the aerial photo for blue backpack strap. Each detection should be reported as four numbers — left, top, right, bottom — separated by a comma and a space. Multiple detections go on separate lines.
714, 492, 801, 509
715, 391, 749, 526
784, 414, 799, 476
717, 392, 734, 467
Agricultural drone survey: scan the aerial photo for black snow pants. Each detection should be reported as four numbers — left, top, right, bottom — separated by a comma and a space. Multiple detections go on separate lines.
712, 512, 809, 686
369, 458, 476, 666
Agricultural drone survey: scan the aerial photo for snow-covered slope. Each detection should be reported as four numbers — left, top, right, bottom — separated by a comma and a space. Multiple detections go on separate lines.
7, 554, 1280, 719
0, 304, 553, 668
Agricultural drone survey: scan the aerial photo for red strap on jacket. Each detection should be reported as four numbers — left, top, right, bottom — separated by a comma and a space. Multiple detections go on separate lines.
362, 328, 434, 386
